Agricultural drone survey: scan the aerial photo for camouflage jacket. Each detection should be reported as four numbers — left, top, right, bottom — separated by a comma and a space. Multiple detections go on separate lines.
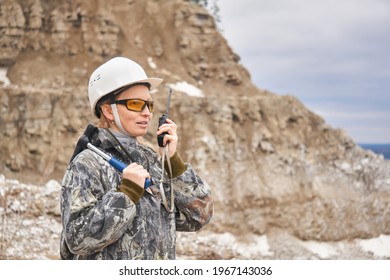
60, 125, 213, 260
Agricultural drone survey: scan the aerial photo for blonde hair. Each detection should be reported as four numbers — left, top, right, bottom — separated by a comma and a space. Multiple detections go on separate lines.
97, 113, 111, 129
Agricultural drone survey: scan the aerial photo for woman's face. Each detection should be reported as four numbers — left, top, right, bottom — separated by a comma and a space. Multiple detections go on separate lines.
115, 84, 153, 137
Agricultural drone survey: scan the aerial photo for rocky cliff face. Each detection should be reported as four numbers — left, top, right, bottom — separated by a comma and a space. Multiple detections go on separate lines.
1, 0, 389, 259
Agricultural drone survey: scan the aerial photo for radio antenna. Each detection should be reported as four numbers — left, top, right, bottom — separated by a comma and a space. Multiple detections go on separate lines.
165, 88, 172, 115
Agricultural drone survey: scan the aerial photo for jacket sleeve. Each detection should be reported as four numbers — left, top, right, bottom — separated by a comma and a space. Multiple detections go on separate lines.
60, 150, 136, 256
172, 162, 213, 232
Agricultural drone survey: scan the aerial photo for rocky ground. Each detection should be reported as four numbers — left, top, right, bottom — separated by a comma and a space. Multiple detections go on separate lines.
1, 174, 389, 260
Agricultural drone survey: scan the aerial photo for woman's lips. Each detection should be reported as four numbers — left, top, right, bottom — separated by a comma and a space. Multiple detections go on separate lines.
136, 121, 148, 128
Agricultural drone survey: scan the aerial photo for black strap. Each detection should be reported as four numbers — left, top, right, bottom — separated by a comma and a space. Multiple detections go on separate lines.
69, 123, 98, 164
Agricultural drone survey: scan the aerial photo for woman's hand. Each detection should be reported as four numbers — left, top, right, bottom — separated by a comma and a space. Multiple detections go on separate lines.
122, 163, 150, 187
156, 118, 178, 158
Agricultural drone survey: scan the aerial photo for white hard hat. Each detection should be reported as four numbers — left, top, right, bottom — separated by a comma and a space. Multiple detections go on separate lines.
88, 57, 163, 117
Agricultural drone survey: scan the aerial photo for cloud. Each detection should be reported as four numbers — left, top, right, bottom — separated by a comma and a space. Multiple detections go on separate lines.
220, 0, 390, 52
217, 0, 390, 142
301, 101, 390, 142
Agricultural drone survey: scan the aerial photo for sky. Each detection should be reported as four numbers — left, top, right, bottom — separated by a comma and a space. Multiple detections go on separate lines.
215, 0, 390, 144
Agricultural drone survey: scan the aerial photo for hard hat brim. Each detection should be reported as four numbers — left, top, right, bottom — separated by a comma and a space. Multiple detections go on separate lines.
120, 77, 163, 91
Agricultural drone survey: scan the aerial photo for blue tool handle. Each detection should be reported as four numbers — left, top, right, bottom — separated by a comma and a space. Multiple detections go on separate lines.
108, 157, 127, 172
108, 157, 151, 189
144, 178, 151, 189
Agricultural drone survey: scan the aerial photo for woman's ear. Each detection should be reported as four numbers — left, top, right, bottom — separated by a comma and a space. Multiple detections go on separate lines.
100, 104, 114, 122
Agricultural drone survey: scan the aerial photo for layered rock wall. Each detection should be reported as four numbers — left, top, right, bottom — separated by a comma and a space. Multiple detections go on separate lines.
1, 0, 389, 258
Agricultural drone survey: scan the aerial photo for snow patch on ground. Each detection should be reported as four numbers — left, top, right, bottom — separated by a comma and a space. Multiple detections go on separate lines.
299, 235, 390, 259
358, 235, 390, 258
167, 81, 204, 97
298, 240, 340, 259
0, 68, 11, 86
234, 235, 274, 258
147, 57, 157, 69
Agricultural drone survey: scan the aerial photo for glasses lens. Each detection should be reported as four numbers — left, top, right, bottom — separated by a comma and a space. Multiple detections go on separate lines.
125, 99, 154, 112
126, 100, 145, 111
148, 101, 154, 112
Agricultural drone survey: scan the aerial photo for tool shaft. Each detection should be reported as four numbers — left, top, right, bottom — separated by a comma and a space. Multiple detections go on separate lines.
86, 143, 151, 188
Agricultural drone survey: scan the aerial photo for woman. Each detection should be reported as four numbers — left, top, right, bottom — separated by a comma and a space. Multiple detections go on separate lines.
60, 57, 213, 260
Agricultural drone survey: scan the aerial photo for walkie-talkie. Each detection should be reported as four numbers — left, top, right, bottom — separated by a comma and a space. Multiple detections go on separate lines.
157, 88, 172, 147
